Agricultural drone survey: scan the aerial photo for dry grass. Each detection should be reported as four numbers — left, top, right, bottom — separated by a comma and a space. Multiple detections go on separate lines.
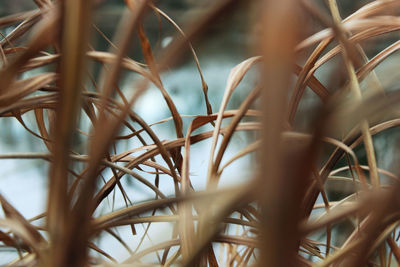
0, 0, 399, 266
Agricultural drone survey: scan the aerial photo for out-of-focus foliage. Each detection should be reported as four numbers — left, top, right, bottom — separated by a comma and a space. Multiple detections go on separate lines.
0, 0, 399, 266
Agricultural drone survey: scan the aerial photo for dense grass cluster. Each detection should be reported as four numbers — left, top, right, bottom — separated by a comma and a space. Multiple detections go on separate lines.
0, 0, 400, 266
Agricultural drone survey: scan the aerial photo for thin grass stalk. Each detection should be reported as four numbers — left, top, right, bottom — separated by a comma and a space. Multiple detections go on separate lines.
46, 0, 93, 266
258, 0, 302, 266
327, 0, 380, 188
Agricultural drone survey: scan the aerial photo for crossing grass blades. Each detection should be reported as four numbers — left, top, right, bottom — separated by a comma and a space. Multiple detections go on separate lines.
0, 0, 399, 266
